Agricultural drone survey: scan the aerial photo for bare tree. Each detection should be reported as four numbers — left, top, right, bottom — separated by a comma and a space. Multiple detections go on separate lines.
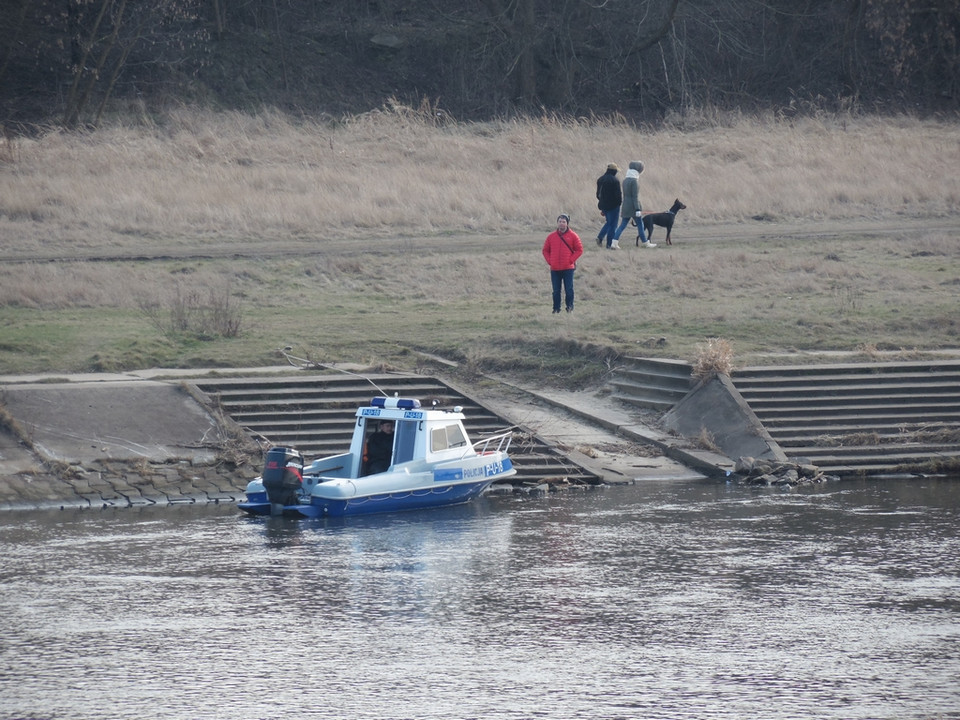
3, 0, 956, 127
62, 0, 206, 127
861, 0, 960, 105
472, 0, 680, 112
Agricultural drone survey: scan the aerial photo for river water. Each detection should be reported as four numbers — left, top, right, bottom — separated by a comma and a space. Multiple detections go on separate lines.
2, 477, 958, 720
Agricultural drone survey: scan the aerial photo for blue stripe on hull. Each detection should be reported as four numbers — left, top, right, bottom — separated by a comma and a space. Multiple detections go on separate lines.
311, 479, 493, 517
434, 456, 513, 483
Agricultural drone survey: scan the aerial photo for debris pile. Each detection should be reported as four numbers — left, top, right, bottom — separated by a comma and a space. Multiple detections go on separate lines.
731, 456, 840, 486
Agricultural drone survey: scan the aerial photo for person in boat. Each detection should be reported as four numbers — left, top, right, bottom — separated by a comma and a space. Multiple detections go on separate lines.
542, 213, 584, 314
363, 419, 395, 475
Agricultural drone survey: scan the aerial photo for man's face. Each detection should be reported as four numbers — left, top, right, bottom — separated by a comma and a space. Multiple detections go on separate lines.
557, 218, 569, 232
382, 422, 394, 433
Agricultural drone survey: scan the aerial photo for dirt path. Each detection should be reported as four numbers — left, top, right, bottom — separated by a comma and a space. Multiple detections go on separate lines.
3, 217, 956, 264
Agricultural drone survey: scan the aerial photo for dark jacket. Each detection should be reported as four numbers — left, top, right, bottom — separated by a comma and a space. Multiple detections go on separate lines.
364, 427, 394, 474
596, 169, 622, 212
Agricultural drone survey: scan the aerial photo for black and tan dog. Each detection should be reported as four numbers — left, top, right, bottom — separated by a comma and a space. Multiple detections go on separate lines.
640, 198, 687, 246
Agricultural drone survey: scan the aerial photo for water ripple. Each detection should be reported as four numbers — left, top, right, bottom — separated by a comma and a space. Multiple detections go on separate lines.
1, 479, 958, 719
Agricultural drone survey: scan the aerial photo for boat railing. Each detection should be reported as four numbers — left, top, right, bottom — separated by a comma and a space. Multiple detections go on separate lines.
472, 429, 514, 457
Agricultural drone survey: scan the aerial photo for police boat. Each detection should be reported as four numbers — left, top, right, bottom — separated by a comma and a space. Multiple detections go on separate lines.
238, 396, 516, 518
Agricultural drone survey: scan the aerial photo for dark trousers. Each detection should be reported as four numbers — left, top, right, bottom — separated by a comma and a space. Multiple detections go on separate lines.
550, 269, 575, 312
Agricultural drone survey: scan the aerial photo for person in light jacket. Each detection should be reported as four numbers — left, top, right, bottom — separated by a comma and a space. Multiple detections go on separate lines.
542, 213, 584, 314
615, 160, 656, 248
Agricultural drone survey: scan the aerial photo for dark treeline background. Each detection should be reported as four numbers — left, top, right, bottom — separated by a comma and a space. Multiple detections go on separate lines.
1, 0, 958, 129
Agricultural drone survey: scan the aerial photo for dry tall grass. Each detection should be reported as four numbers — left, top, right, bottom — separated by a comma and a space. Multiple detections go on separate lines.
2, 107, 958, 257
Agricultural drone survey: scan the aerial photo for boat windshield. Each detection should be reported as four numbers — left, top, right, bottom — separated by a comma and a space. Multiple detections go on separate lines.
430, 423, 468, 452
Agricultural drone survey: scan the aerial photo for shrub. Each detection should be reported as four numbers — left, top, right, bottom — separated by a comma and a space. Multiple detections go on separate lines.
692, 338, 734, 380
140, 281, 242, 340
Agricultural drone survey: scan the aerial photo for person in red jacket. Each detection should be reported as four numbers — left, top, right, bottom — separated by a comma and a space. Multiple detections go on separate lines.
542, 213, 584, 314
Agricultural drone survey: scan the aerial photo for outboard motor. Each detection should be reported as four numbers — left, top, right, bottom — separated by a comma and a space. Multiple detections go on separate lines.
262, 446, 304, 508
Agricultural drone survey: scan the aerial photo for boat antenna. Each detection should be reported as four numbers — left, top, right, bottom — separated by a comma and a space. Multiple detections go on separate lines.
279, 346, 390, 396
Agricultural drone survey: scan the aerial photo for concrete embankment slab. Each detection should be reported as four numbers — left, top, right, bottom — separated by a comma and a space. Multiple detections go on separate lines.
662, 374, 786, 464
1, 380, 222, 465
475, 376, 735, 479
0, 376, 258, 510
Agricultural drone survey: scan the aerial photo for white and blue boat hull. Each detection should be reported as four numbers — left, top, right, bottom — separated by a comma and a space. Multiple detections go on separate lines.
240, 457, 513, 518
238, 396, 516, 519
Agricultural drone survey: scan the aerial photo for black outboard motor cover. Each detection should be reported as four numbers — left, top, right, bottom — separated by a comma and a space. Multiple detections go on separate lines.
262, 447, 304, 505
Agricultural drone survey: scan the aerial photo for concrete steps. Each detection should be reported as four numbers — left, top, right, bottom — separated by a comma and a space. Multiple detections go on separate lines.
608, 357, 960, 477
732, 360, 960, 476
193, 373, 600, 486
609, 358, 693, 411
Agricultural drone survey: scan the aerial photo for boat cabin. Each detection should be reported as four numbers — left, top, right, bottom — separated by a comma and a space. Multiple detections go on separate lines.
304, 397, 475, 480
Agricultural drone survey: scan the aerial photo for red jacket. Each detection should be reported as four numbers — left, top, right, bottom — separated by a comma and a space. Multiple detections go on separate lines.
542, 230, 583, 271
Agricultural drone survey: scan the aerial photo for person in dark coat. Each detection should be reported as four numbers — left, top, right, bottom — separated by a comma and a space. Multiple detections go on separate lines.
595, 163, 623, 249
364, 420, 395, 475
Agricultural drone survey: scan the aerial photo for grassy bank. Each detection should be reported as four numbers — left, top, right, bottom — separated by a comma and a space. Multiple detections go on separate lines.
1, 108, 958, 385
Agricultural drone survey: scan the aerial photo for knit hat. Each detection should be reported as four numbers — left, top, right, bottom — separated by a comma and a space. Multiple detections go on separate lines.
607, 163, 619, 172
557, 213, 570, 223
